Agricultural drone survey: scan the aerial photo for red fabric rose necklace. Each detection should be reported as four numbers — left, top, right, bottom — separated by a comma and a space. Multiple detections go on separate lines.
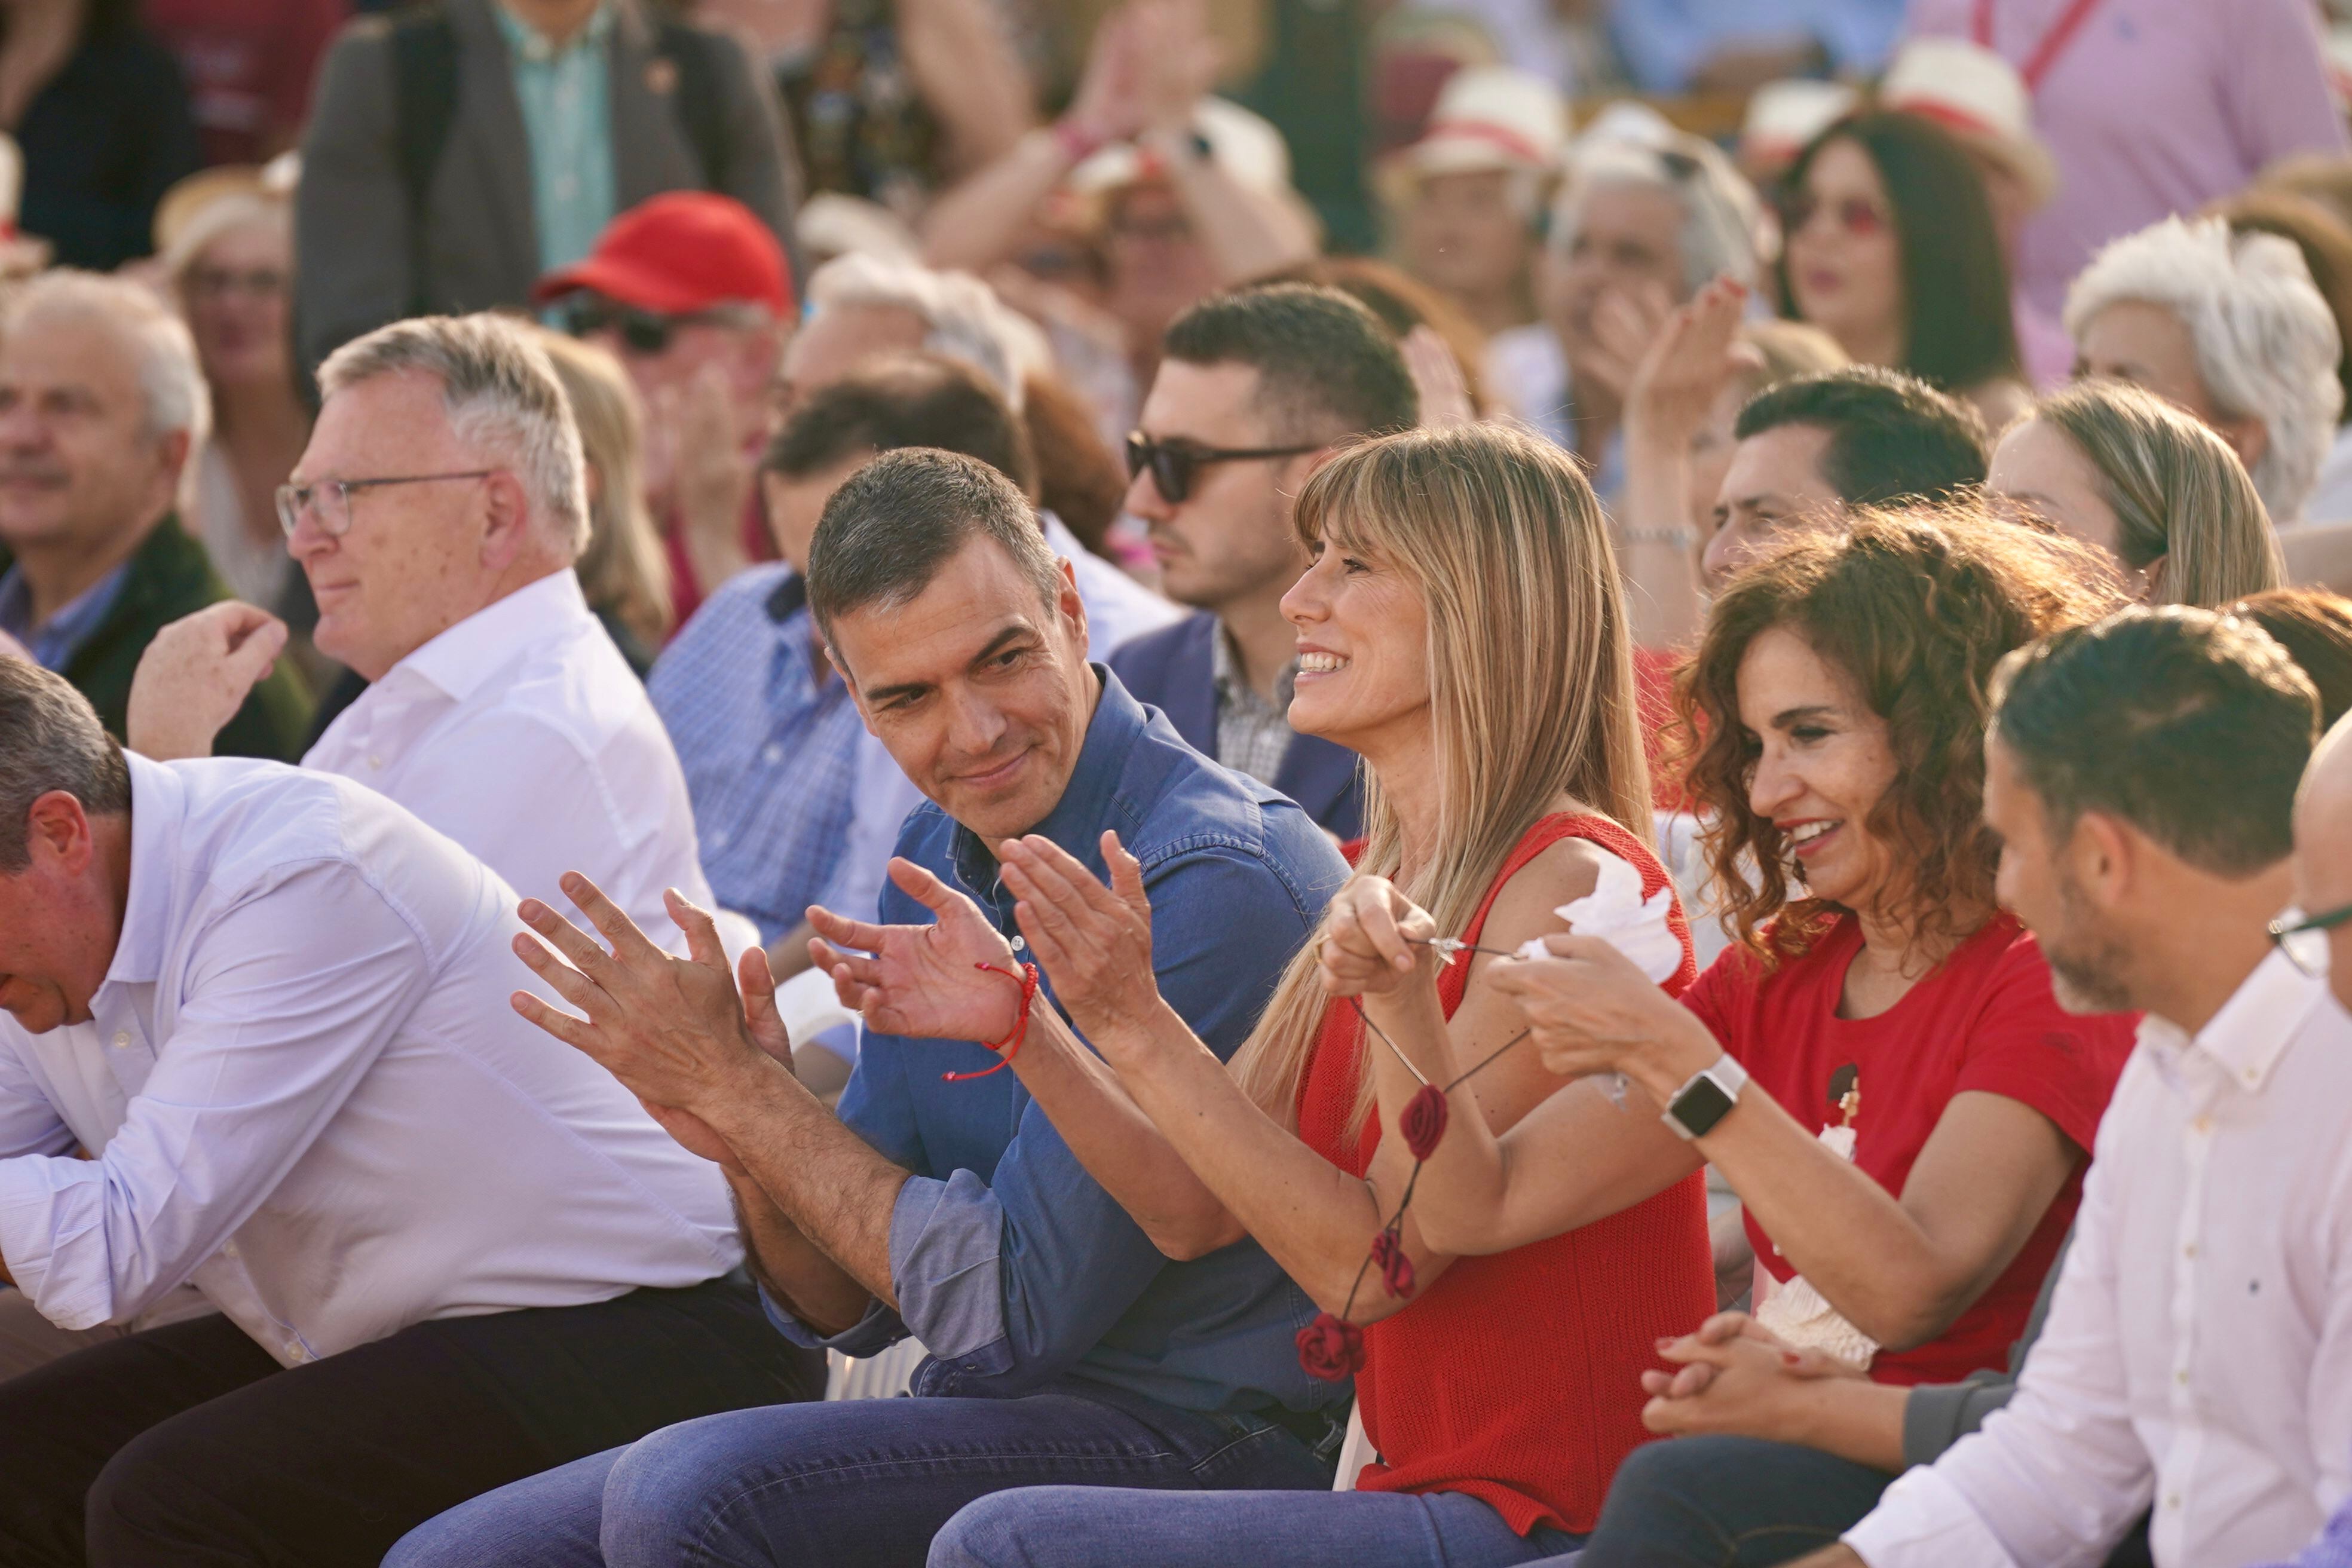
1294, 938, 1533, 1382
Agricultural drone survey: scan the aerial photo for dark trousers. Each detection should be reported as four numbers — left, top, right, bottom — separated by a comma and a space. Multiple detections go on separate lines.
1575, 1434, 2155, 1568
0, 1272, 825, 1568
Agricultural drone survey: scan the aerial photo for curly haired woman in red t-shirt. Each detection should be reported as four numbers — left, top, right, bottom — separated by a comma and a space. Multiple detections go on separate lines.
1358, 508, 2139, 1561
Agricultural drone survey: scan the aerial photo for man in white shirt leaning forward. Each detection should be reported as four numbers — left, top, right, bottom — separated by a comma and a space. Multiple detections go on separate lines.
0, 661, 823, 1568
1793, 607, 2352, 1568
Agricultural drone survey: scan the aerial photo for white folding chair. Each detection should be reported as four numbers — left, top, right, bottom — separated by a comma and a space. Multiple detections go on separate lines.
823, 1336, 929, 1401
774, 966, 859, 1045
1330, 1401, 1374, 1492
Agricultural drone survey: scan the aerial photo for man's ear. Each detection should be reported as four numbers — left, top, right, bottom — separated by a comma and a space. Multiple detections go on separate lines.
2221, 414, 2271, 481
2139, 553, 2168, 602
23, 791, 94, 875
2066, 809, 2138, 911
478, 471, 534, 567
1055, 559, 1088, 661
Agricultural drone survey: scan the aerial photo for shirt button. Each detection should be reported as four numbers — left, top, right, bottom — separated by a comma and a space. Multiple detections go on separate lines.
2167, 1494, 2183, 1510
2192, 1115, 2213, 1135
284, 1341, 305, 1361
1010, 936, 1026, 952
762, 743, 785, 764
222, 1241, 239, 1260
110, 1031, 128, 1050
2175, 1368, 2189, 1385
367, 754, 384, 769
2183, 1242, 2197, 1259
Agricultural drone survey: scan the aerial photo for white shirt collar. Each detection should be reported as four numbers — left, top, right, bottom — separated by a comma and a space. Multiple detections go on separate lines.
393, 570, 592, 703
2140, 946, 2326, 1096
105, 754, 186, 990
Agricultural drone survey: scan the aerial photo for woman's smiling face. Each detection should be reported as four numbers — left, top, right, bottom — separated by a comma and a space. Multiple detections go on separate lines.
1737, 624, 1901, 914
1280, 522, 1432, 757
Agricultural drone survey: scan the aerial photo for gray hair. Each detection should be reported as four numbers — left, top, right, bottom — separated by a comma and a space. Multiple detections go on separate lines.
4, 270, 210, 449
318, 313, 590, 557
1548, 133, 1768, 293
2063, 216, 2345, 525
805, 255, 1051, 412
0, 659, 129, 872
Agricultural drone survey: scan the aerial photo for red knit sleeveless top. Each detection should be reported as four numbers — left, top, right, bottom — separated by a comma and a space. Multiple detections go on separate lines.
1295, 813, 1716, 1536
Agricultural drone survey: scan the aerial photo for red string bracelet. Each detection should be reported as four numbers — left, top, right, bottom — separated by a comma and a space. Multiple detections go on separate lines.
941, 961, 1039, 1082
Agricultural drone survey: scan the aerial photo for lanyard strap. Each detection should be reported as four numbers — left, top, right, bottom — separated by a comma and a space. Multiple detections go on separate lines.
1973, 0, 2108, 90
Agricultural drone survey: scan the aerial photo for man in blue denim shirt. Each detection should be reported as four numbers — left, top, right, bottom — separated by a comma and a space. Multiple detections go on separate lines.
392, 448, 1352, 1567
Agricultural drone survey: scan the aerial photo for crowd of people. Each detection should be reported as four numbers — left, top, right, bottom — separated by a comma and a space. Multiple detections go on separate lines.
2, 0, 2352, 1565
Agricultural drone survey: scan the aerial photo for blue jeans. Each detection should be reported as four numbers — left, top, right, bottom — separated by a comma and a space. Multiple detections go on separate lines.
1570, 1435, 1896, 1567
930, 1484, 1583, 1568
384, 1382, 1338, 1567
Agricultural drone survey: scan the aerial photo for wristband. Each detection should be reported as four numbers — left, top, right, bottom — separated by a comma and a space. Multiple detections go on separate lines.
941, 961, 1040, 1082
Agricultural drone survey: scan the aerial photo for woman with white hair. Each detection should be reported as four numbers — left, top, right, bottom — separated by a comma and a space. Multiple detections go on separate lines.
2065, 215, 2344, 528
1487, 124, 1768, 509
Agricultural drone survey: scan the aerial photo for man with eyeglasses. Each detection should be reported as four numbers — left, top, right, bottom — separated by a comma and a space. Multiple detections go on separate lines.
532, 192, 795, 626
1111, 283, 1418, 840
125, 311, 754, 967
0, 271, 310, 762
1784, 607, 2352, 1568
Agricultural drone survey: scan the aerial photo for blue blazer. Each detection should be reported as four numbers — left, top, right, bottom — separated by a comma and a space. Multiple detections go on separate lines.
1110, 611, 1364, 841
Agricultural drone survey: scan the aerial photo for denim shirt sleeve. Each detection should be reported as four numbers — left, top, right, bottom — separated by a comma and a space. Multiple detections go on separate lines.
886, 841, 1320, 1395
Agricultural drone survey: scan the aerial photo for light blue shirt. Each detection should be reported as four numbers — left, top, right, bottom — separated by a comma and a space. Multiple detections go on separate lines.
1608, 0, 1904, 92
0, 562, 127, 672
491, 0, 619, 275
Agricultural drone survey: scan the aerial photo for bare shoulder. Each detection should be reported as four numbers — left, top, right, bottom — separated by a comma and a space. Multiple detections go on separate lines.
1474, 831, 1610, 954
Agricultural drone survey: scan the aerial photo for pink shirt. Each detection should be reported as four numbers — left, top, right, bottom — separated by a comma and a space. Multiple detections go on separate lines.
1909, 0, 2348, 315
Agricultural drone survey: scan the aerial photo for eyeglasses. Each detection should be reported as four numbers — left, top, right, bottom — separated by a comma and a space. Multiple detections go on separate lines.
2268, 902, 2352, 978
562, 299, 764, 356
274, 471, 496, 538
1125, 433, 1321, 504
1781, 192, 1889, 238
185, 265, 289, 301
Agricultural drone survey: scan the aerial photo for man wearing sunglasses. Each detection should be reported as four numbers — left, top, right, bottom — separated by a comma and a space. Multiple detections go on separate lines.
1788, 608, 2352, 1568
533, 192, 796, 625
1110, 284, 1418, 841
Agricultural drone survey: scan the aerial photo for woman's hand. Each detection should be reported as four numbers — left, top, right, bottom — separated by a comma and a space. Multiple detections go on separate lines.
807, 859, 1020, 1042
1486, 933, 1719, 1100
1316, 875, 1441, 1002
1622, 275, 1753, 454
994, 831, 1169, 1047
1639, 1310, 1867, 1443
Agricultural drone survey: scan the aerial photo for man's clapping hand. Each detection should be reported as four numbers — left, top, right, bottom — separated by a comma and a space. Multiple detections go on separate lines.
806, 858, 1021, 1043
125, 602, 288, 761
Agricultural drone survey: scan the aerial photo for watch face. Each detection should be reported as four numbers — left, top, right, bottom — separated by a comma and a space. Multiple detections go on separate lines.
1673, 1076, 1738, 1138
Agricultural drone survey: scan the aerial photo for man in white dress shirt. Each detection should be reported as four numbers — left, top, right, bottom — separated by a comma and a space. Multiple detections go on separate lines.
0, 659, 822, 1567
1792, 607, 2352, 1568
124, 311, 749, 956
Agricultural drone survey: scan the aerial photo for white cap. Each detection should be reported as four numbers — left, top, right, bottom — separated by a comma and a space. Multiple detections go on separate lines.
1387, 65, 1568, 186
1740, 79, 1859, 172
1880, 36, 2059, 208
1068, 97, 1293, 200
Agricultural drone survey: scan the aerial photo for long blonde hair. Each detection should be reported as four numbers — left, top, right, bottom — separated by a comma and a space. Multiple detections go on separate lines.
534, 329, 675, 650
1229, 424, 1652, 1133
2027, 379, 2286, 608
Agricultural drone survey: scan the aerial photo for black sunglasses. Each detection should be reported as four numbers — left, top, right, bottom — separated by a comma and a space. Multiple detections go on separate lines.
1125, 433, 1322, 504
562, 300, 685, 355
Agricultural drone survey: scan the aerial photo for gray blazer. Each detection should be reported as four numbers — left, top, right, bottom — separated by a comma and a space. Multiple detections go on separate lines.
295, 0, 798, 373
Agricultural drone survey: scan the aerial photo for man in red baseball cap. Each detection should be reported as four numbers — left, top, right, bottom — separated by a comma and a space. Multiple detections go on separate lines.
535, 192, 797, 624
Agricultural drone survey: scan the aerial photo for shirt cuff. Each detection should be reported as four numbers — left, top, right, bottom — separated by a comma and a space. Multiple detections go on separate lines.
889, 1169, 1009, 1362
0, 1154, 114, 1330
758, 1282, 907, 1357
1844, 1464, 2024, 1568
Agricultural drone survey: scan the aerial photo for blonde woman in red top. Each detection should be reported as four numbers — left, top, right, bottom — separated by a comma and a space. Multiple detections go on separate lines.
830, 422, 1715, 1566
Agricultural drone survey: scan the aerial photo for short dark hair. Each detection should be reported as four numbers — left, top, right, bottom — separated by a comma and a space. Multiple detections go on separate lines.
1735, 366, 1988, 507
806, 448, 1061, 644
1161, 283, 1419, 442
1992, 607, 2319, 876
764, 353, 1039, 496
2231, 587, 2352, 730
1777, 113, 2023, 391
0, 659, 130, 871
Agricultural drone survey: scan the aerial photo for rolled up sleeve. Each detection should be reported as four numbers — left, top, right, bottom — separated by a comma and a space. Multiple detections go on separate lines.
0, 864, 431, 1328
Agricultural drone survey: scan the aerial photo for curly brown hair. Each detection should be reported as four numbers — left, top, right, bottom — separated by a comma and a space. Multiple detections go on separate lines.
1671, 505, 2123, 962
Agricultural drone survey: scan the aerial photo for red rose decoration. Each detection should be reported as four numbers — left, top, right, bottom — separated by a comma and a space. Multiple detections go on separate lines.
1401, 1083, 1450, 1161
1370, 1229, 1416, 1298
1295, 1310, 1366, 1382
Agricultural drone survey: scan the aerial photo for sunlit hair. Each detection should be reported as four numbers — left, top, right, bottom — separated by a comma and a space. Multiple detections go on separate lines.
2022, 380, 2284, 608
1229, 424, 1650, 1131
534, 330, 673, 650
2063, 215, 2342, 523
1671, 505, 2120, 963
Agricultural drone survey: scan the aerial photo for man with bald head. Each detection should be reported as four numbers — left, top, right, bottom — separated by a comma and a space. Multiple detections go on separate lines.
1789, 607, 2352, 1568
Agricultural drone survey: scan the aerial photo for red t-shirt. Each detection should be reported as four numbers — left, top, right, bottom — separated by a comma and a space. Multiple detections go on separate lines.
1681, 911, 2137, 1387
145, 0, 347, 166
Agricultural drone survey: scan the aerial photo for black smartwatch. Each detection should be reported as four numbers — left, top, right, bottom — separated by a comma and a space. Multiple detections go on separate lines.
1662, 1054, 1750, 1141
